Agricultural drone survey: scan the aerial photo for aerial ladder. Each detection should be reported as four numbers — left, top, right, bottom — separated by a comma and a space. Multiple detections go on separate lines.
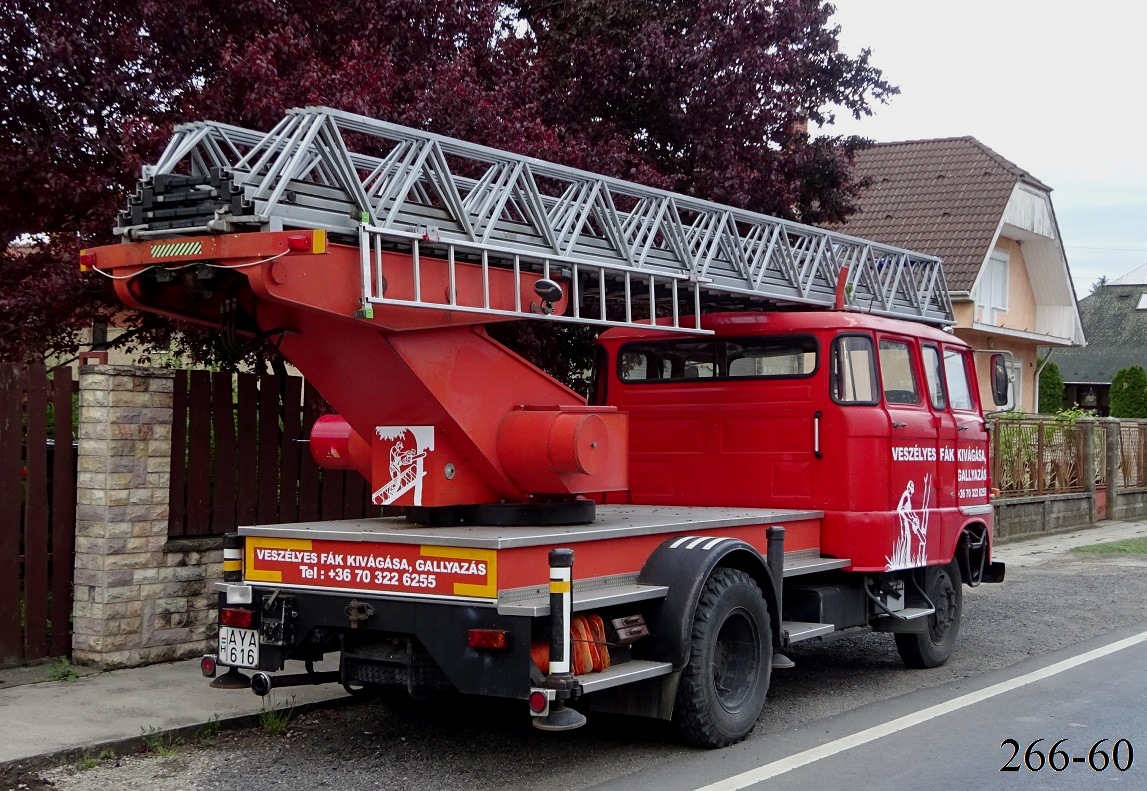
95, 105, 953, 525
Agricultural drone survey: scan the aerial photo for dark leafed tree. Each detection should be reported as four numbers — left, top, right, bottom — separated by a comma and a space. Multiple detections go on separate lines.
0, 0, 895, 384
517, 0, 897, 223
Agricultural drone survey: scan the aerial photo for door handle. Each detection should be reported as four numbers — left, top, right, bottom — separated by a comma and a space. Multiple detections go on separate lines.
958, 425, 969, 432
892, 421, 907, 428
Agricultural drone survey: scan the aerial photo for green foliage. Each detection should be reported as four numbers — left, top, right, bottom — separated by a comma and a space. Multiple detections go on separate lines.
194, 714, 222, 746
1038, 360, 1064, 414
1110, 365, 1147, 418
140, 725, 180, 756
258, 702, 294, 735
1073, 537, 1147, 555
48, 657, 78, 682
74, 749, 116, 771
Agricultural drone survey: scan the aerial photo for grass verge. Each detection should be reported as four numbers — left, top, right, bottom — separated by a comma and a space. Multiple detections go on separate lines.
1072, 537, 1147, 555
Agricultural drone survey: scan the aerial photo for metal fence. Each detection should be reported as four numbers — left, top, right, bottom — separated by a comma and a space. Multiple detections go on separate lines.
1116, 422, 1147, 488
990, 417, 1147, 498
991, 417, 1091, 497
169, 370, 378, 538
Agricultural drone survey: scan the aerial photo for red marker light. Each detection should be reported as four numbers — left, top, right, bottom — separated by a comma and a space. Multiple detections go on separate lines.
467, 629, 510, 650
200, 654, 217, 677
79, 251, 96, 271
286, 234, 312, 252
220, 607, 254, 629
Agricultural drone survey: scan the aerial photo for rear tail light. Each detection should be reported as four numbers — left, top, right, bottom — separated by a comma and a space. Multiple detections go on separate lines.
467, 629, 510, 650
200, 654, 217, 677
79, 251, 96, 271
220, 607, 254, 629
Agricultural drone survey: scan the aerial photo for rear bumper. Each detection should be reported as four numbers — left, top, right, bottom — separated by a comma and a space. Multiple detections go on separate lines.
214, 586, 537, 699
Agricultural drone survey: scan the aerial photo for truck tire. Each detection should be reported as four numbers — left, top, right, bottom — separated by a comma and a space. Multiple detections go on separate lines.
896, 559, 962, 669
673, 567, 771, 748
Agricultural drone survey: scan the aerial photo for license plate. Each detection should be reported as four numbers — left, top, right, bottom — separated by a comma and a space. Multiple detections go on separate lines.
218, 626, 259, 668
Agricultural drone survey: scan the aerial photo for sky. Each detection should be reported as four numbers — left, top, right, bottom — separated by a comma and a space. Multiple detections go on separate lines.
822, 1, 1147, 298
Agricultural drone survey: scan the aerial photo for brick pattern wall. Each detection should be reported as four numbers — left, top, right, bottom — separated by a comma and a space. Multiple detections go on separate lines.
72, 365, 220, 668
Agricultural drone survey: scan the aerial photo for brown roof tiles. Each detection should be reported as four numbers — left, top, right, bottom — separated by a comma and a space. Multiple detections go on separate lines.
836, 137, 1049, 292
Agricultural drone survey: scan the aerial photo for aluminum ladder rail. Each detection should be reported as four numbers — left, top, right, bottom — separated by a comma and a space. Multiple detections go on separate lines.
118, 106, 955, 331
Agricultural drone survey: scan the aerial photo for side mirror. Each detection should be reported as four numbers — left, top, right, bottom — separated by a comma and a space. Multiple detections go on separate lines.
990, 354, 1010, 407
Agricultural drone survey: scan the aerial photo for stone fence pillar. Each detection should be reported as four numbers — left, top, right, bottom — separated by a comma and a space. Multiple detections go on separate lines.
1101, 417, 1121, 520
1078, 418, 1097, 525
72, 365, 221, 668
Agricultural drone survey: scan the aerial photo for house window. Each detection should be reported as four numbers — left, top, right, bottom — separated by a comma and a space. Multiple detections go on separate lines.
1137, 294, 1147, 310
976, 249, 1009, 325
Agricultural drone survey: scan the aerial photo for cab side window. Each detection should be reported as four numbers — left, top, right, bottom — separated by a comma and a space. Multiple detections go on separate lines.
878, 339, 920, 405
944, 349, 975, 411
831, 335, 878, 404
921, 344, 946, 410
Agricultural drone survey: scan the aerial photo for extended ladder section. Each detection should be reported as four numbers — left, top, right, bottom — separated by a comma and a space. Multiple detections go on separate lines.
118, 106, 955, 330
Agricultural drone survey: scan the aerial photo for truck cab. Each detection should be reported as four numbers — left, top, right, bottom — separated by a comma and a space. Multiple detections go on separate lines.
595, 311, 995, 578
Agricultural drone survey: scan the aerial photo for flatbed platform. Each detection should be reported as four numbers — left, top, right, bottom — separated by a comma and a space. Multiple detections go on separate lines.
237, 505, 824, 548
233, 505, 828, 603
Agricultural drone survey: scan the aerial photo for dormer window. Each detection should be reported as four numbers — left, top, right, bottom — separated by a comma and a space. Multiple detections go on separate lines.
975, 249, 1009, 325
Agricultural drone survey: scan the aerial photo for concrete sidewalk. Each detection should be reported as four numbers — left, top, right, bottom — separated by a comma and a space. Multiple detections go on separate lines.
2, 519, 1144, 768
0, 658, 348, 766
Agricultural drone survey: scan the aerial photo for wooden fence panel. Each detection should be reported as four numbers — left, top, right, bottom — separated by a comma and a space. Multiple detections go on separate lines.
297, 383, 324, 523
0, 363, 77, 665
168, 370, 188, 536
169, 371, 376, 537
235, 375, 259, 528
22, 365, 49, 660
49, 367, 76, 657
0, 365, 23, 664
256, 375, 281, 524
278, 376, 303, 524
210, 372, 238, 534
185, 370, 213, 536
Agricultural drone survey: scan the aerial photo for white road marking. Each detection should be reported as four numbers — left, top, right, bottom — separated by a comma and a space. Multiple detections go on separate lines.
693, 629, 1147, 791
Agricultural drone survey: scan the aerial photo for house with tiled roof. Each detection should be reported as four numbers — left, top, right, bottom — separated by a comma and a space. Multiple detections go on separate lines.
836, 137, 1084, 413
1053, 267, 1147, 414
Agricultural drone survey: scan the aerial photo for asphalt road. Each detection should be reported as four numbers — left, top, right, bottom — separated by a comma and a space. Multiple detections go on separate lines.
38, 547, 1147, 791
588, 627, 1147, 791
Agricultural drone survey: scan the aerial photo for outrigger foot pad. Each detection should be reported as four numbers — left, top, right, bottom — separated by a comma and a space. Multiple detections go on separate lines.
210, 668, 252, 689
771, 652, 795, 670
532, 702, 587, 731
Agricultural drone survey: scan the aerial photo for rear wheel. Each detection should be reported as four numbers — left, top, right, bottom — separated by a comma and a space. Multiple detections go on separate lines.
896, 560, 962, 669
673, 568, 772, 748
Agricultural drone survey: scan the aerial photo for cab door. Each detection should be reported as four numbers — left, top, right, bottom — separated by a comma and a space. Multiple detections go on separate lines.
878, 335, 938, 571
921, 342, 959, 522
944, 346, 990, 509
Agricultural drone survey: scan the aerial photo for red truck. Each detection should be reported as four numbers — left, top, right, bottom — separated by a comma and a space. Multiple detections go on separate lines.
85, 107, 1006, 747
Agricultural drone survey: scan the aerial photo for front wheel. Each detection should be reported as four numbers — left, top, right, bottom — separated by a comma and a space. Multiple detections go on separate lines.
673, 568, 772, 748
896, 559, 963, 669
